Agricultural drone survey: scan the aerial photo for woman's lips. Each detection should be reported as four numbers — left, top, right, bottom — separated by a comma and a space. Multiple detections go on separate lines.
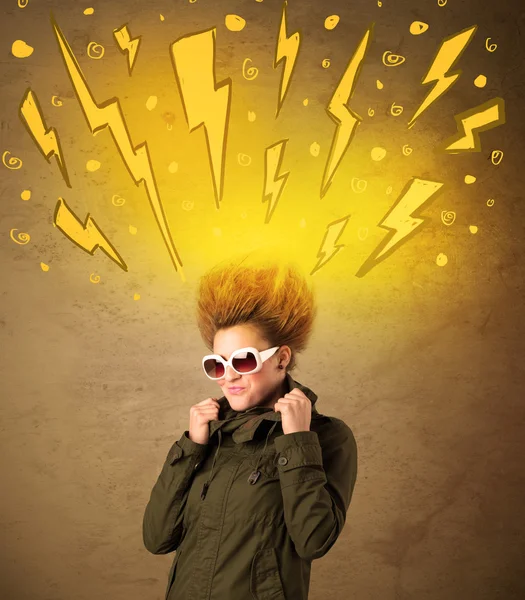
228, 387, 245, 394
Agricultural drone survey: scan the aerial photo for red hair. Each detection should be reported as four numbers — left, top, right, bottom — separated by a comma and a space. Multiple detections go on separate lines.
196, 251, 317, 373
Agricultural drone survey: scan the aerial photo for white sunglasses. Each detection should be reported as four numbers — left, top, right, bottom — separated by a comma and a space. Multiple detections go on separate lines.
202, 346, 280, 380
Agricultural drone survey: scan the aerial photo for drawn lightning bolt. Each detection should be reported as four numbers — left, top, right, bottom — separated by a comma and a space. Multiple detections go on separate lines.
311, 215, 350, 276
113, 24, 142, 77
263, 140, 290, 224
274, 0, 301, 119
19, 88, 71, 187
51, 15, 185, 281
170, 28, 231, 210
356, 178, 444, 278
408, 25, 477, 128
322, 24, 374, 199
440, 98, 506, 153
53, 197, 128, 270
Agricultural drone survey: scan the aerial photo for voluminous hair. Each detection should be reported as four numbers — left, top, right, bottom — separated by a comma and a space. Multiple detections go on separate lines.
196, 251, 317, 373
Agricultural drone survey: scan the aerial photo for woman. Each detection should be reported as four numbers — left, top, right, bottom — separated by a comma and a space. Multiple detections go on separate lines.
143, 252, 358, 600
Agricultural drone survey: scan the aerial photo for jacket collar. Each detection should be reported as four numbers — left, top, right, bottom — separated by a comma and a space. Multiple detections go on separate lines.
207, 372, 319, 444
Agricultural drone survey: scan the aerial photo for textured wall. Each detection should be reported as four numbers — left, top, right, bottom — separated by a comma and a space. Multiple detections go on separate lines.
1, 0, 524, 599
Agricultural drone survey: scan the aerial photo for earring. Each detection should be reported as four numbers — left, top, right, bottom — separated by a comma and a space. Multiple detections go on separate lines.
278, 364, 284, 369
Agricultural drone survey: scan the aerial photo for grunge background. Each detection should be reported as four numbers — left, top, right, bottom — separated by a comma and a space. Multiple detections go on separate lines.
1, 0, 524, 598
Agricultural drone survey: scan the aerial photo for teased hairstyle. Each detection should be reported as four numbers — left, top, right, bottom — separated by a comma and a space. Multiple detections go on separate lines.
196, 250, 317, 373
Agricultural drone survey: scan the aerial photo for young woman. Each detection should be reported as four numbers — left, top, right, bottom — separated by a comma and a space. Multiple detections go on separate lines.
143, 253, 358, 600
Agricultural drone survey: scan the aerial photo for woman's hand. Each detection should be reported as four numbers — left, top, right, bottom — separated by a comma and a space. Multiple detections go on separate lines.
189, 397, 220, 444
273, 388, 312, 435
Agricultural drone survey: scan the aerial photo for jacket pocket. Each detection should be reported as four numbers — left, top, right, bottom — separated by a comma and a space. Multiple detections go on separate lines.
165, 547, 182, 600
250, 547, 285, 599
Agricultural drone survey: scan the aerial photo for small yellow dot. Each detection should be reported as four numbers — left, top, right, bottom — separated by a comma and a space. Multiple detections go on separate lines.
436, 253, 448, 267
21, 190, 31, 201
474, 74, 487, 88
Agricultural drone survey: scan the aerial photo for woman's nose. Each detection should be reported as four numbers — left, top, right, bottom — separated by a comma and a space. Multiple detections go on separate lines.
224, 366, 240, 380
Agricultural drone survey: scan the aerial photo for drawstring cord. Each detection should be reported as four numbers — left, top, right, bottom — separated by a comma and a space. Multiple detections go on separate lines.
201, 420, 279, 499
201, 427, 222, 500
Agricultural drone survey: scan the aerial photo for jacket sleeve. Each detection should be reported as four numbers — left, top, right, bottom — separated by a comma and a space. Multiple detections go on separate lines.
142, 431, 209, 554
273, 418, 358, 561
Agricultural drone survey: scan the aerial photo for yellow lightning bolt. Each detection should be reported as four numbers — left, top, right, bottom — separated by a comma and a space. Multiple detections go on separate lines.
310, 215, 350, 276
113, 24, 141, 76
53, 197, 128, 270
170, 28, 231, 210
356, 178, 444, 278
408, 25, 477, 128
440, 98, 506, 153
263, 140, 290, 224
19, 88, 71, 187
274, 0, 301, 119
322, 24, 374, 199
51, 15, 185, 281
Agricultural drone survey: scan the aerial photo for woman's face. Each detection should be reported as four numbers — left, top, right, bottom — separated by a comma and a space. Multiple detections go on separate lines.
212, 324, 289, 412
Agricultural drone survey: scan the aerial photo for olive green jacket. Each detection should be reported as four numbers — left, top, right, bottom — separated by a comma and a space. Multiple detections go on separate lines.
143, 372, 358, 600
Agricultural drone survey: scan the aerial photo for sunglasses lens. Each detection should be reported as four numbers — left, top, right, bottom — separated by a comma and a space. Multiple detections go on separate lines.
232, 351, 257, 373
203, 359, 224, 379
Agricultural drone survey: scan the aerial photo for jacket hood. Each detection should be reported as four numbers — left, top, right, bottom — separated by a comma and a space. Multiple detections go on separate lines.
208, 371, 319, 444
199, 373, 319, 500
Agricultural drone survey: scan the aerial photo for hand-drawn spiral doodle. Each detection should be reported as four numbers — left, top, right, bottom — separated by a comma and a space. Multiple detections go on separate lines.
351, 178, 367, 193
441, 210, 456, 226
10, 229, 30, 244
2, 151, 23, 169
51, 95, 63, 106
242, 58, 258, 80
491, 150, 503, 165
111, 194, 126, 206
182, 200, 194, 211
485, 38, 497, 52
487, 198, 495, 207
368, 108, 375, 117
386, 186, 393, 195
237, 153, 252, 166
89, 273, 101, 283
358, 227, 369, 241
382, 51, 406, 67
438, 0, 447, 6
402, 144, 413, 156
18, 0, 29, 8
390, 102, 404, 116
87, 42, 105, 59
321, 58, 331, 68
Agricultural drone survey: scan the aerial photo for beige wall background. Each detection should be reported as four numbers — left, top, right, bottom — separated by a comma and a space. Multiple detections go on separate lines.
1, 0, 524, 599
